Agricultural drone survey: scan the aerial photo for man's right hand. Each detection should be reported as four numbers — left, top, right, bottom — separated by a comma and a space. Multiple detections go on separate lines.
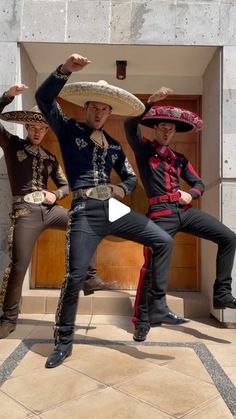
6, 84, 28, 98
62, 53, 91, 73
147, 87, 173, 104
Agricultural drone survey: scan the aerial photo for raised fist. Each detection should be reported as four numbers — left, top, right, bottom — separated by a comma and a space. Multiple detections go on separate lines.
147, 87, 173, 104
62, 53, 91, 73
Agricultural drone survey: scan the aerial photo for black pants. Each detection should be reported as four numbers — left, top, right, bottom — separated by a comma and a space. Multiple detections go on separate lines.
54, 198, 173, 347
0, 202, 98, 324
133, 205, 236, 328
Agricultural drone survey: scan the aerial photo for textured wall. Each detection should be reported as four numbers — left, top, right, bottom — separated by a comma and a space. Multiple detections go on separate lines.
1, 1, 236, 46
201, 49, 221, 320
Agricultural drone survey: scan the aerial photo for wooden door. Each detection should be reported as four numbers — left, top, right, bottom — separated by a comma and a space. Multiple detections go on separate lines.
32, 95, 201, 291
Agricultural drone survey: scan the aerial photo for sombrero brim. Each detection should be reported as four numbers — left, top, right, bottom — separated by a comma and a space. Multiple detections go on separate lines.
140, 118, 193, 132
140, 105, 204, 133
0, 111, 48, 126
59, 82, 145, 116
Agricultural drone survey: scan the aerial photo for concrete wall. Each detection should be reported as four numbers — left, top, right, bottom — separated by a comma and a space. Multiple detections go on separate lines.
1, 0, 235, 46
221, 47, 236, 324
201, 49, 222, 320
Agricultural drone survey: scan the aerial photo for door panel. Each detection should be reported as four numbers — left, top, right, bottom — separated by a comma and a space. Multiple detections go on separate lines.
32, 95, 201, 290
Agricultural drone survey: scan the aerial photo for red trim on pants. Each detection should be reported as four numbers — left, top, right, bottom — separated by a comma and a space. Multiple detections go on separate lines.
148, 209, 172, 219
132, 246, 152, 326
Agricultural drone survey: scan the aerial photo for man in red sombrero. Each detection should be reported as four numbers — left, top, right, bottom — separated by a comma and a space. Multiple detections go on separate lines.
125, 88, 236, 342
35, 53, 175, 368
0, 84, 111, 338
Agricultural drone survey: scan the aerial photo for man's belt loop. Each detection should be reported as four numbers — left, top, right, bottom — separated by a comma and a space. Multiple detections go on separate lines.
149, 192, 180, 205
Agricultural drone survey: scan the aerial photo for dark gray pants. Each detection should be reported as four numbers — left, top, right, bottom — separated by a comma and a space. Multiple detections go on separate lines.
133, 205, 236, 327
54, 198, 173, 347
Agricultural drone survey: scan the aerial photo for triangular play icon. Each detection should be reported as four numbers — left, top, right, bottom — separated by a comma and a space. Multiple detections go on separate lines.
108, 198, 131, 222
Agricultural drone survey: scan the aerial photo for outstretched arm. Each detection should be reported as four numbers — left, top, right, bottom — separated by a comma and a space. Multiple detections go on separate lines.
124, 87, 173, 153
0, 84, 28, 149
35, 53, 91, 139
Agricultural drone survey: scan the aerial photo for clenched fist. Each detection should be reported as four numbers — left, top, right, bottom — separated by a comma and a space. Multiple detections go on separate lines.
147, 87, 173, 104
178, 190, 193, 205
62, 53, 91, 73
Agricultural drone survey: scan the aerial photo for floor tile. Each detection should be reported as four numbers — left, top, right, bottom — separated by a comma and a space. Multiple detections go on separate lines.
206, 344, 236, 367
10, 344, 53, 378
1, 366, 103, 414
137, 346, 213, 383
0, 339, 21, 359
65, 344, 155, 385
115, 366, 218, 417
184, 396, 233, 418
0, 390, 33, 418
40, 387, 172, 419
84, 323, 132, 341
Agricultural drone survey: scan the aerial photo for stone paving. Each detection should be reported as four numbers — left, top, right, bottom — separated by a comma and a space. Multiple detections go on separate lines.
0, 314, 235, 418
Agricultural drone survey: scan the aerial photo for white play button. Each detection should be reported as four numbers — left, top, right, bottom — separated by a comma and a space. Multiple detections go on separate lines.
108, 198, 131, 222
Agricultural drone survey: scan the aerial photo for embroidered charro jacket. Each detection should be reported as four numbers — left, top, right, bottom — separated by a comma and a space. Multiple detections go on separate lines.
0, 94, 69, 200
124, 103, 205, 201
35, 66, 137, 195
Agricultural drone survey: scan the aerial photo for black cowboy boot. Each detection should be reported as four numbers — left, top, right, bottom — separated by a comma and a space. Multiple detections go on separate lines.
45, 326, 73, 368
133, 324, 150, 342
45, 344, 72, 368
213, 295, 236, 309
147, 291, 190, 326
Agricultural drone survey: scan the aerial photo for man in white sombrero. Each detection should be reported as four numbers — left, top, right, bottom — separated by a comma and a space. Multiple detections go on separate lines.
125, 89, 236, 342
36, 53, 174, 368
0, 85, 106, 339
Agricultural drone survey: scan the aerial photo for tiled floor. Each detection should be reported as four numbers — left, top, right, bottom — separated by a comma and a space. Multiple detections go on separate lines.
0, 314, 235, 418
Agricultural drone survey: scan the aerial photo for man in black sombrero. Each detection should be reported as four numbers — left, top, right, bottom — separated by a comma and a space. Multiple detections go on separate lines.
36, 53, 176, 368
0, 84, 109, 339
125, 89, 236, 342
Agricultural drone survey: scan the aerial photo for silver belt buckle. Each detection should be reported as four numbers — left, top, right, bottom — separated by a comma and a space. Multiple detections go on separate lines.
23, 191, 45, 204
85, 185, 112, 200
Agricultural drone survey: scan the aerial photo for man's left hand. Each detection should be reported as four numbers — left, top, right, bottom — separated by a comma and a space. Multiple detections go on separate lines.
178, 190, 192, 205
110, 185, 125, 201
43, 191, 57, 205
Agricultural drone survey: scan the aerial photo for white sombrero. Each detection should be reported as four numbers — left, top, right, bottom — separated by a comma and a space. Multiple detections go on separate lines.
59, 80, 145, 116
0, 106, 48, 126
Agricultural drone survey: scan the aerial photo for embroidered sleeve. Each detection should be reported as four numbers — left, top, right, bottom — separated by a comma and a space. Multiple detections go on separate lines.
113, 147, 137, 194
50, 161, 70, 200
0, 93, 14, 149
35, 66, 71, 141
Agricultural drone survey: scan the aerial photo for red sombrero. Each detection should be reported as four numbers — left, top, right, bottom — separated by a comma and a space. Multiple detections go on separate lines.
140, 105, 204, 133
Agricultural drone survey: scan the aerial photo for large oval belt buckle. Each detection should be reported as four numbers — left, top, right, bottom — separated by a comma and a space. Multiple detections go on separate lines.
24, 191, 45, 204
85, 185, 112, 200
